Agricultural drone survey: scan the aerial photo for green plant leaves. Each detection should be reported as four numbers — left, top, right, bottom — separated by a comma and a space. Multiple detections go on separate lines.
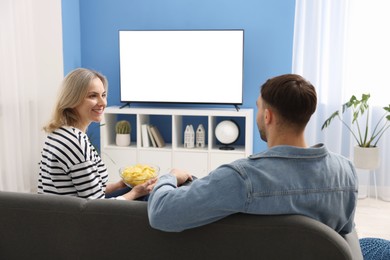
116, 120, 131, 134
321, 93, 390, 147
321, 111, 340, 130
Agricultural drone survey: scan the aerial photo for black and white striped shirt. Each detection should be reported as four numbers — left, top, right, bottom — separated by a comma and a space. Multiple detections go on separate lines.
38, 126, 108, 199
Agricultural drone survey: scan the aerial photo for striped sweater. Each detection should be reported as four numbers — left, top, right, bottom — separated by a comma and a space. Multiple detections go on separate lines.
38, 126, 108, 199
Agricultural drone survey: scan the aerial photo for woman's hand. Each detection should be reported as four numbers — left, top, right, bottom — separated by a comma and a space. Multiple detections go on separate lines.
106, 180, 127, 194
122, 178, 157, 200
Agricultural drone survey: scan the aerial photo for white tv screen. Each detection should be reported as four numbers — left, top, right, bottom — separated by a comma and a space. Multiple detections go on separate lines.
119, 30, 244, 105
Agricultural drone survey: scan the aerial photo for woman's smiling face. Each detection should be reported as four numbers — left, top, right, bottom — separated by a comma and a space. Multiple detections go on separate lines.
74, 77, 107, 132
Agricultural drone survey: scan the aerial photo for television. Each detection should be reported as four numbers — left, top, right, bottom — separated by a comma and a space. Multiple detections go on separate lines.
119, 30, 244, 105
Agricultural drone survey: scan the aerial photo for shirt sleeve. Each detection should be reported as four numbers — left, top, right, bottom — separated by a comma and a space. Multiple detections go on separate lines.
147, 164, 248, 232
69, 160, 106, 199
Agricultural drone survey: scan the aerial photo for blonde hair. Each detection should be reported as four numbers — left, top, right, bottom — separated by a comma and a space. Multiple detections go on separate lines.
43, 68, 108, 133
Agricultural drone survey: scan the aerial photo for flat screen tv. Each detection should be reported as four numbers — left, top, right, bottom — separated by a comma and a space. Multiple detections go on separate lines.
119, 30, 244, 105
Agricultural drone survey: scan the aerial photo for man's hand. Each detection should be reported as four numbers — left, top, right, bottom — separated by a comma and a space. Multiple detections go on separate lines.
170, 168, 193, 186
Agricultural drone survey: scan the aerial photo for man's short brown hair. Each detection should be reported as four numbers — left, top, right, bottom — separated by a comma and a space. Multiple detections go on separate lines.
260, 74, 317, 127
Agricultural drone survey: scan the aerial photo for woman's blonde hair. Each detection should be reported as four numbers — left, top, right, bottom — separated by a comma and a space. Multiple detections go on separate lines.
43, 68, 108, 133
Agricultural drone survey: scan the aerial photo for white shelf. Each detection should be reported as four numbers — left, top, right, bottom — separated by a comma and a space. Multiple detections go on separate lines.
101, 106, 253, 181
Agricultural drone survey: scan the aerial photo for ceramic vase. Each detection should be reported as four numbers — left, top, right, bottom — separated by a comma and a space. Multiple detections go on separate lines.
353, 146, 380, 170
116, 134, 131, 146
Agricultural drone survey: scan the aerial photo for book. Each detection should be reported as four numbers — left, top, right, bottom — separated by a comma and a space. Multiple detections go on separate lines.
150, 125, 165, 148
147, 125, 157, 147
141, 124, 150, 147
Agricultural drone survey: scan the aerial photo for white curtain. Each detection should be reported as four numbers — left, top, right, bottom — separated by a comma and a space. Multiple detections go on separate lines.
293, 0, 390, 200
0, 0, 63, 192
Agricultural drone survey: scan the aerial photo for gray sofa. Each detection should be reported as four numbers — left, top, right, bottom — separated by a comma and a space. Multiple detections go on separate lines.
0, 191, 363, 260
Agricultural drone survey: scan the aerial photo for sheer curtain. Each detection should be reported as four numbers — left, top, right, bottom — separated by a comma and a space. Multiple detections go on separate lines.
293, 0, 390, 200
0, 0, 63, 192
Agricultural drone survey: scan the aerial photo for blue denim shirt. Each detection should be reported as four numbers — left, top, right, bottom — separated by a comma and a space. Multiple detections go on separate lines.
148, 144, 358, 233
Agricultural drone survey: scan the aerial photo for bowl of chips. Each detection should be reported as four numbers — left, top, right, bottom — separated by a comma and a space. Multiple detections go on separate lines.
119, 163, 159, 188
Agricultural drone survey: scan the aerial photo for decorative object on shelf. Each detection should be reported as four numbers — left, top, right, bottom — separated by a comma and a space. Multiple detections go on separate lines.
215, 120, 240, 150
184, 124, 195, 148
115, 120, 131, 146
196, 124, 205, 148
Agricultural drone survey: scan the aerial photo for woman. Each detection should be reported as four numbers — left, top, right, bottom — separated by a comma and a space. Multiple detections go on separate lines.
38, 68, 156, 200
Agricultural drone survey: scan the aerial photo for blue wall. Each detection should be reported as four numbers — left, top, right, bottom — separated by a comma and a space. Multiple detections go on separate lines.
62, 0, 296, 154
61, 0, 81, 73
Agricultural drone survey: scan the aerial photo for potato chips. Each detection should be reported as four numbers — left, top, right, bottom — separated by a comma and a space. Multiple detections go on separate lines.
120, 164, 158, 187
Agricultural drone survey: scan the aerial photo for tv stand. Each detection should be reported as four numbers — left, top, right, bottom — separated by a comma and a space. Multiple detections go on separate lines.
100, 107, 253, 182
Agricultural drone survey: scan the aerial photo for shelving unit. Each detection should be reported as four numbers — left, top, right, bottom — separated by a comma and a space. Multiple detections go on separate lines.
101, 106, 253, 182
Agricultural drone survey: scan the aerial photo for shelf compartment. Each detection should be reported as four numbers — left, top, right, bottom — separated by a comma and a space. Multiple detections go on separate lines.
210, 116, 247, 150
173, 115, 208, 149
102, 113, 137, 146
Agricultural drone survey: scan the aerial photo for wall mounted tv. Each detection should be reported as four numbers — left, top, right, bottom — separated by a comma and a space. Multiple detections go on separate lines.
119, 30, 244, 105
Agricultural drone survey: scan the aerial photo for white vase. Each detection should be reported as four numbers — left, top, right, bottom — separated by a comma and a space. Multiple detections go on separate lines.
353, 146, 380, 170
116, 134, 131, 146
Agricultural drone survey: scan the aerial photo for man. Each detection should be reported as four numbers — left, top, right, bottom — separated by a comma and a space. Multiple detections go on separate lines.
147, 74, 358, 234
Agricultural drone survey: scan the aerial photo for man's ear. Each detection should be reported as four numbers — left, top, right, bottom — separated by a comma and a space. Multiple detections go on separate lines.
264, 108, 272, 124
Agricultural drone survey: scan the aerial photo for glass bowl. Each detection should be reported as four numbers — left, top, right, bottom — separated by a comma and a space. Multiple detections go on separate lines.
119, 164, 159, 188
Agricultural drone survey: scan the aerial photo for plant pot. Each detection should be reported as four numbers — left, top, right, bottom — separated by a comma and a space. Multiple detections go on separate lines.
353, 146, 380, 170
116, 134, 131, 146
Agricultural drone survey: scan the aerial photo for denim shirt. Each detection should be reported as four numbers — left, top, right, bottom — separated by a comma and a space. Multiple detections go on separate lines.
148, 144, 358, 233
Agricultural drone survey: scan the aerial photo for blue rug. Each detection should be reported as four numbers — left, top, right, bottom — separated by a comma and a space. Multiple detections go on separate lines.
360, 238, 390, 260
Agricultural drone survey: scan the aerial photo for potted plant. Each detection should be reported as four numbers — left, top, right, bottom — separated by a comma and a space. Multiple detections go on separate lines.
115, 120, 131, 146
321, 94, 390, 169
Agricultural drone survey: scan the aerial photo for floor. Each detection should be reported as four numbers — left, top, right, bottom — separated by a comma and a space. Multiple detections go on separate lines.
354, 197, 390, 240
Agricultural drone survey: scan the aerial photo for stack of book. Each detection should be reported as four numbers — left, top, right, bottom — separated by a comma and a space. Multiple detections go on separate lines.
141, 124, 165, 148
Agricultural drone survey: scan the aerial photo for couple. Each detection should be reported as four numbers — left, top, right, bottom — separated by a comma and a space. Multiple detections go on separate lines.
38, 68, 358, 235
